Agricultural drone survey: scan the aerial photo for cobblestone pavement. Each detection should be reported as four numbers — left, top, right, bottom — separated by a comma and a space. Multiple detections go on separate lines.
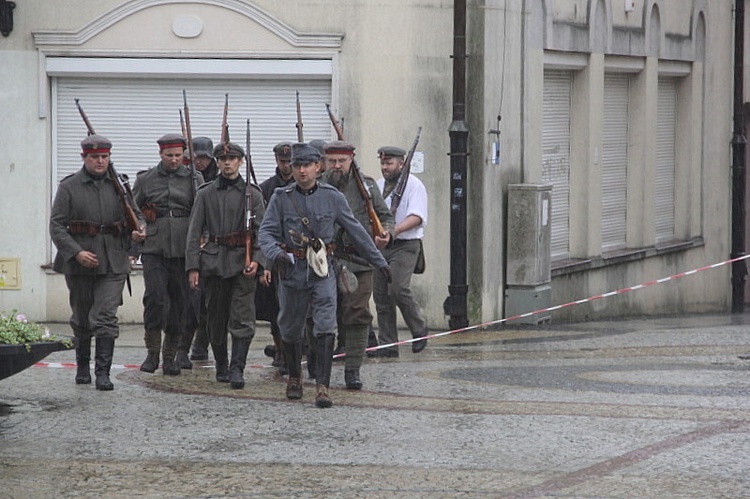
2, 313, 750, 498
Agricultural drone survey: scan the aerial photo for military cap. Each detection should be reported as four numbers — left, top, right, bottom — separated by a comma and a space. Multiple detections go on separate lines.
273, 142, 293, 160
80, 134, 112, 154
157, 133, 187, 150
213, 142, 245, 158
192, 137, 214, 158
377, 145, 407, 159
291, 142, 322, 165
323, 140, 356, 155
309, 139, 327, 155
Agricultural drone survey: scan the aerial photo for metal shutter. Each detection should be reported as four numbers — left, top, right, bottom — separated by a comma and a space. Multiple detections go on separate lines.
53, 77, 332, 188
542, 70, 572, 259
655, 78, 676, 242
601, 74, 629, 251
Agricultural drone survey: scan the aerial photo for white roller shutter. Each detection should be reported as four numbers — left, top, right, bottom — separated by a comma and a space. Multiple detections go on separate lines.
542, 70, 572, 260
655, 78, 676, 242
53, 77, 332, 189
601, 74, 629, 251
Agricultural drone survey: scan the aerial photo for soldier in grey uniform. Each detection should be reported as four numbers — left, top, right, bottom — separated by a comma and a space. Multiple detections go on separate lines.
186, 142, 266, 389
132, 134, 203, 375
320, 140, 394, 390
185, 136, 217, 362
50, 134, 146, 390
371, 145, 429, 357
259, 142, 391, 408
257, 142, 294, 372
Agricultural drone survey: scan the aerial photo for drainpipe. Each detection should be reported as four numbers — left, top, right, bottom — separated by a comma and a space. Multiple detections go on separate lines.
731, 0, 747, 313
443, 0, 470, 329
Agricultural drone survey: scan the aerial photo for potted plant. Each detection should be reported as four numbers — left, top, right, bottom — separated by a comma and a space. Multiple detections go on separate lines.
0, 311, 73, 381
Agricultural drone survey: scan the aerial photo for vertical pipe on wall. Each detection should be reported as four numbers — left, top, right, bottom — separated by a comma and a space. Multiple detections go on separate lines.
731, 0, 747, 313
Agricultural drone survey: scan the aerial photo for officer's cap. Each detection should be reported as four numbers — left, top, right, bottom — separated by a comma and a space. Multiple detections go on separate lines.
81, 134, 112, 154
192, 137, 214, 158
309, 139, 327, 155
157, 133, 187, 151
213, 142, 245, 159
273, 142, 293, 160
324, 140, 356, 156
291, 142, 322, 165
377, 145, 407, 159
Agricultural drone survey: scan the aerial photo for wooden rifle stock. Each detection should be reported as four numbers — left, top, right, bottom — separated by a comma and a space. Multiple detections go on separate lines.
295, 91, 304, 142
389, 127, 422, 216
74, 98, 139, 233
324, 104, 386, 238
244, 119, 257, 270
182, 90, 199, 196
221, 93, 230, 155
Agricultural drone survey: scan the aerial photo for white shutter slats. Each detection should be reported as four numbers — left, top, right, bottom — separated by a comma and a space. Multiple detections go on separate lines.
542, 70, 572, 260
54, 77, 332, 189
655, 78, 677, 242
601, 74, 629, 251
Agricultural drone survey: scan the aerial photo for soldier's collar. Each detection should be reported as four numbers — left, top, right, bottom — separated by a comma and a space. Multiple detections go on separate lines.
295, 183, 318, 196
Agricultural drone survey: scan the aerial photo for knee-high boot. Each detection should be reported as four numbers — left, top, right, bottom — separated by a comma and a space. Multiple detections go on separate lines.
75, 336, 92, 385
343, 325, 367, 390
140, 328, 161, 373
315, 333, 335, 408
212, 341, 229, 383
229, 336, 252, 389
176, 328, 194, 369
282, 340, 303, 399
161, 333, 181, 376
94, 336, 115, 391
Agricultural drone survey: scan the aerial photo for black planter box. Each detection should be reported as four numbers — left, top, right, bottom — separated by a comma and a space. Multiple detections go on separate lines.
0, 339, 74, 381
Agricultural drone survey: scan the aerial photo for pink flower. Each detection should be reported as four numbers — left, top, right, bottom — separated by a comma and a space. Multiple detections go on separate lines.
16, 314, 27, 323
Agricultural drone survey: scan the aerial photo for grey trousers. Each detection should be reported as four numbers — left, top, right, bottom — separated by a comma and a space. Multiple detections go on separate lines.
65, 272, 127, 340
373, 239, 427, 347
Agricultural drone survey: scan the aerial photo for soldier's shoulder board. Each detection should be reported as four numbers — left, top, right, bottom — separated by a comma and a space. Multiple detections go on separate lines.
197, 180, 213, 190
59, 172, 76, 184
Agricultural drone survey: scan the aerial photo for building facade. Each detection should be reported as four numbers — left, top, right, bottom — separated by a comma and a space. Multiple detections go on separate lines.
0, 0, 739, 326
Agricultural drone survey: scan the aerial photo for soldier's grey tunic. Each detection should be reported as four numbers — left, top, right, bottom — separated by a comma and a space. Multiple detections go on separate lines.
186, 176, 265, 340
258, 182, 388, 343
50, 167, 144, 339
133, 162, 203, 334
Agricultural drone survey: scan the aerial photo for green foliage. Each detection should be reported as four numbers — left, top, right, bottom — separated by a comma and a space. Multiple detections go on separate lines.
0, 310, 73, 351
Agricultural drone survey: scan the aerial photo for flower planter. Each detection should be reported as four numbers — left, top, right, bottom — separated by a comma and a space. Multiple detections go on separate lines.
0, 339, 74, 381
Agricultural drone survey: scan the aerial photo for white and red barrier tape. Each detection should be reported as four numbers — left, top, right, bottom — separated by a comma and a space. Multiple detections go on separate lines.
34, 253, 750, 371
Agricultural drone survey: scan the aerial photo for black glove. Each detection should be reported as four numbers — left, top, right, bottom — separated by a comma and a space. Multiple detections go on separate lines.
379, 265, 392, 284
274, 253, 294, 279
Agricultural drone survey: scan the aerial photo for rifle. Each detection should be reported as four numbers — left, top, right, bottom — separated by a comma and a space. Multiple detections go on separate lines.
74, 98, 139, 233
325, 103, 386, 238
243, 119, 256, 271
220, 93, 230, 155
295, 91, 304, 142
388, 127, 422, 216
182, 90, 199, 196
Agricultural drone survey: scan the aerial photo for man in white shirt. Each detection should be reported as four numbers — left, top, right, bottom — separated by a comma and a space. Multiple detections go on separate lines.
371, 145, 429, 357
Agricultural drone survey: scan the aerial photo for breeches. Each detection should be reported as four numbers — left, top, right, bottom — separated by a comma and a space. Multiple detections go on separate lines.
141, 254, 190, 334
203, 274, 257, 343
65, 272, 127, 340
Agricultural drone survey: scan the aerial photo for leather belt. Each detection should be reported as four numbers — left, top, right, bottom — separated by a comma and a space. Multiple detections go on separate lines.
156, 208, 190, 218
392, 238, 419, 245
207, 232, 246, 247
287, 244, 335, 260
68, 220, 126, 237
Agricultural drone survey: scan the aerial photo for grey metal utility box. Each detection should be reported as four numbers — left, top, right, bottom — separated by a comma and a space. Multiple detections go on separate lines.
505, 184, 552, 324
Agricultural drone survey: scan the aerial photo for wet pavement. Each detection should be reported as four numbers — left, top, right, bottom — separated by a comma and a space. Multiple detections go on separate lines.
2, 313, 750, 498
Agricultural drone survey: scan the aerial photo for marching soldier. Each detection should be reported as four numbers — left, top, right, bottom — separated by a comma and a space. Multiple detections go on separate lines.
186, 142, 266, 389
133, 134, 203, 375
371, 145, 429, 357
259, 142, 390, 408
50, 134, 146, 390
320, 140, 394, 390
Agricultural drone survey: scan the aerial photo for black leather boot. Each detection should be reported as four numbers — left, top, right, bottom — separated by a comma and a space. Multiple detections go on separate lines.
176, 328, 195, 369
315, 333, 335, 408
161, 333, 181, 376
75, 336, 92, 384
139, 329, 161, 373
94, 336, 115, 391
229, 336, 251, 389
282, 340, 303, 399
212, 342, 229, 383
344, 368, 362, 390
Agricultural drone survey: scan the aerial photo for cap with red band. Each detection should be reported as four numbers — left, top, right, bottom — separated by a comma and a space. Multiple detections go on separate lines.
81, 134, 112, 154
323, 140, 356, 156
157, 133, 187, 151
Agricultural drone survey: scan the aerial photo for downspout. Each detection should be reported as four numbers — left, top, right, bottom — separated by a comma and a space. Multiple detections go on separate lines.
731, 0, 747, 313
